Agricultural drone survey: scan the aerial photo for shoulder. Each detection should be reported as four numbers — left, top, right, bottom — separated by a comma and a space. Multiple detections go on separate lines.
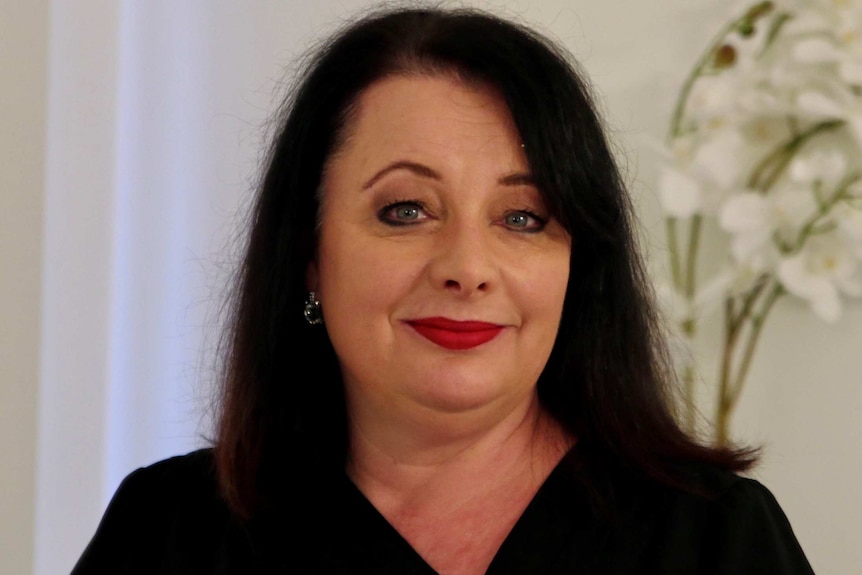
115, 448, 218, 499
666, 463, 795, 530
645, 467, 815, 574
101, 448, 224, 528
72, 449, 244, 574
705, 471, 789, 521
553, 447, 814, 573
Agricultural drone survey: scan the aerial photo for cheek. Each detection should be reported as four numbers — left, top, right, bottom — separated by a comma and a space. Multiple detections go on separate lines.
549, 260, 570, 310
518, 252, 570, 330
314, 227, 424, 378
316, 227, 416, 318
317, 236, 371, 313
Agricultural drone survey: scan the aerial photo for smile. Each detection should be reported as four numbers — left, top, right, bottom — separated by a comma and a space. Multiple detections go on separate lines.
405, 317, 505, 350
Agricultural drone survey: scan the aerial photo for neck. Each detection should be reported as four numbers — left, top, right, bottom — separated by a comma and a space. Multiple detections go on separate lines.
345, 393, 574, 575
346, 392, 573, 508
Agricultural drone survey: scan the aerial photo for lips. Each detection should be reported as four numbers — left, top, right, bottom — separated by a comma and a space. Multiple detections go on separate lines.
406, 317, 505, 350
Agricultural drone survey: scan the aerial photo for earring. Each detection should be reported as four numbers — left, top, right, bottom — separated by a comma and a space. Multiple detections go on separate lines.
303, 291, 323, 325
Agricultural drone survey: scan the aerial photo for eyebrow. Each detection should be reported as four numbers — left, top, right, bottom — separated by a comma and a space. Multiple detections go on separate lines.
362, 160, 536, 189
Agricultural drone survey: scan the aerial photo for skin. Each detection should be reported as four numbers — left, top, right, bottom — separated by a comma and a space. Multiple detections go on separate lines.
308, 74, 574, 574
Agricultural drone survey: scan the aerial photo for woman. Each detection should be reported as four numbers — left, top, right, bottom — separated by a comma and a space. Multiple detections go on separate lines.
73, 6, 814, 574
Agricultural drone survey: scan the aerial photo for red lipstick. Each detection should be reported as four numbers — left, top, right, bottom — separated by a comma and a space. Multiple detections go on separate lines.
406, 317, 504, 350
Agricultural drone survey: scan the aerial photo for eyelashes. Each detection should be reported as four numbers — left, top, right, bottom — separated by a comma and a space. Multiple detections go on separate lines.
377, 199, 549, 232
377, 199, 431, 226
502, 209, 548, 232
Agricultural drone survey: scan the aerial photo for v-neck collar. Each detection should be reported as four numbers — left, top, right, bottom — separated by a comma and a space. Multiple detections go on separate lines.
328, 449, 595, 575
250, 444, 652, 574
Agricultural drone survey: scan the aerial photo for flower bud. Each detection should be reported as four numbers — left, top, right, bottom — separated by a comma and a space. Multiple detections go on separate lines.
744, 1, 774, 22
738, 1, 774, 37
737, 21, 755, 37
713, 44, 737, 69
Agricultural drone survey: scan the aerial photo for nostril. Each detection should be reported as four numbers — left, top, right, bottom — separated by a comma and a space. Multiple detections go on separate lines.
444, 279, 488, 292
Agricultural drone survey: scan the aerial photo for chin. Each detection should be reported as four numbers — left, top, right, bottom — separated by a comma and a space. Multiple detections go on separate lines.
408, 375, 525, 416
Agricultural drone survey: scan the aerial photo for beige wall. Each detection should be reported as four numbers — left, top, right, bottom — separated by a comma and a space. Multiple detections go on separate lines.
0, 1, 48, 574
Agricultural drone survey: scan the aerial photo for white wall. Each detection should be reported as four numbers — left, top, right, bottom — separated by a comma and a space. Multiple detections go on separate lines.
0, 1, 48, 574
1, 1, 858, 574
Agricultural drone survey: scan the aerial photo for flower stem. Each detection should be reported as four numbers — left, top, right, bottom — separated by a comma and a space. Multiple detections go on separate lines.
667, 218, 683, 291
748, 120, 845, 192
666, 2, 780, 438
715, 282, 784, 445
685, 215, 702, 301
716, 174, 860, 444
728, 284, 784, 402
789, 172, 862, 253
668, 20, 740, 139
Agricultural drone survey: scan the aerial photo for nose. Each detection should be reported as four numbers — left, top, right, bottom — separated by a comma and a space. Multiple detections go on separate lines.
427, 221, 498, 297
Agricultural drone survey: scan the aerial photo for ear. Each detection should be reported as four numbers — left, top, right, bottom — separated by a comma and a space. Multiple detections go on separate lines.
305, 259, 319, 293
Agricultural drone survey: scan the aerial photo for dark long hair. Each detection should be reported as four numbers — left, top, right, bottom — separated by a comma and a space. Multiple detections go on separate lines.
215, 6, 755, 519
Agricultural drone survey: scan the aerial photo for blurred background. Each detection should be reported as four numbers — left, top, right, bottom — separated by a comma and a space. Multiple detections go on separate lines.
2, 1, 859, 573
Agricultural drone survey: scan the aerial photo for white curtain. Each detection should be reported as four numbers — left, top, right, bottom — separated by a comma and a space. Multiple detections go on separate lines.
33, 2, 360, 573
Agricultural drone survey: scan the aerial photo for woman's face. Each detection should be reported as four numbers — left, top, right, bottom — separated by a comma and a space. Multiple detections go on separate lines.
310, 74, 571, 425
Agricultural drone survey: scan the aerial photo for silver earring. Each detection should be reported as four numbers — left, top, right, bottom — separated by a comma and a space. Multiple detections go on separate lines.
303, 291, 323, 325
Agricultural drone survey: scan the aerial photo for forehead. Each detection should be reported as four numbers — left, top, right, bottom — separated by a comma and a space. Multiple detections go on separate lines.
357, 73, 508, 118
334, 74, 524, 162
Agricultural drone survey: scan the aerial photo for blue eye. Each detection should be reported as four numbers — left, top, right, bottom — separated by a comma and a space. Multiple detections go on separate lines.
394, 205, 421, 220
379, 201, 427, 225
504, 210, 546, 232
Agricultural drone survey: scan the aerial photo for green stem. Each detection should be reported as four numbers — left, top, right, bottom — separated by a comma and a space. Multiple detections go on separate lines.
668, 20, 741, 140
716, 175, 861, 441
668, 2, 778, 441
715, 282, 784, 444
789, 173, 862, 253
728, 284, 784, 405
729, 274, 769, 333
673, 215, 702, 432
667, 1, 777, 140
747, 120, 845, 192
685, 216, 702, 300
716, 297, 736, 446
667, 218, 683, 291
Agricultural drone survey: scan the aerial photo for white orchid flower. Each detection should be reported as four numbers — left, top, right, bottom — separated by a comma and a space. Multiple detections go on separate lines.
658, 130, 747, 218
788, 148, 848, 186
790, 0, 862, 85
656, 0, 862, 437
796, 88, 862, 148
794, 37, 862, 85
657, 271, 736, 324
782, 6, 831, 37
692, 129, 747, 190
719, 186, 818, 268
719, 193, 775, 266
658, 166, 703, 219
687, 73, 756, 128
687, 11, 786, 125
741, 115, 790, 146
793, 36, 845, 64
688, 43, 790, 128
834, 201, 862, 258
833, 15, 862, 84
778, 234, 862, 322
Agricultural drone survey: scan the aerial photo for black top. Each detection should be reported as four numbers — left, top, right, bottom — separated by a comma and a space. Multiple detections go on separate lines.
72, 447, 814, 574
